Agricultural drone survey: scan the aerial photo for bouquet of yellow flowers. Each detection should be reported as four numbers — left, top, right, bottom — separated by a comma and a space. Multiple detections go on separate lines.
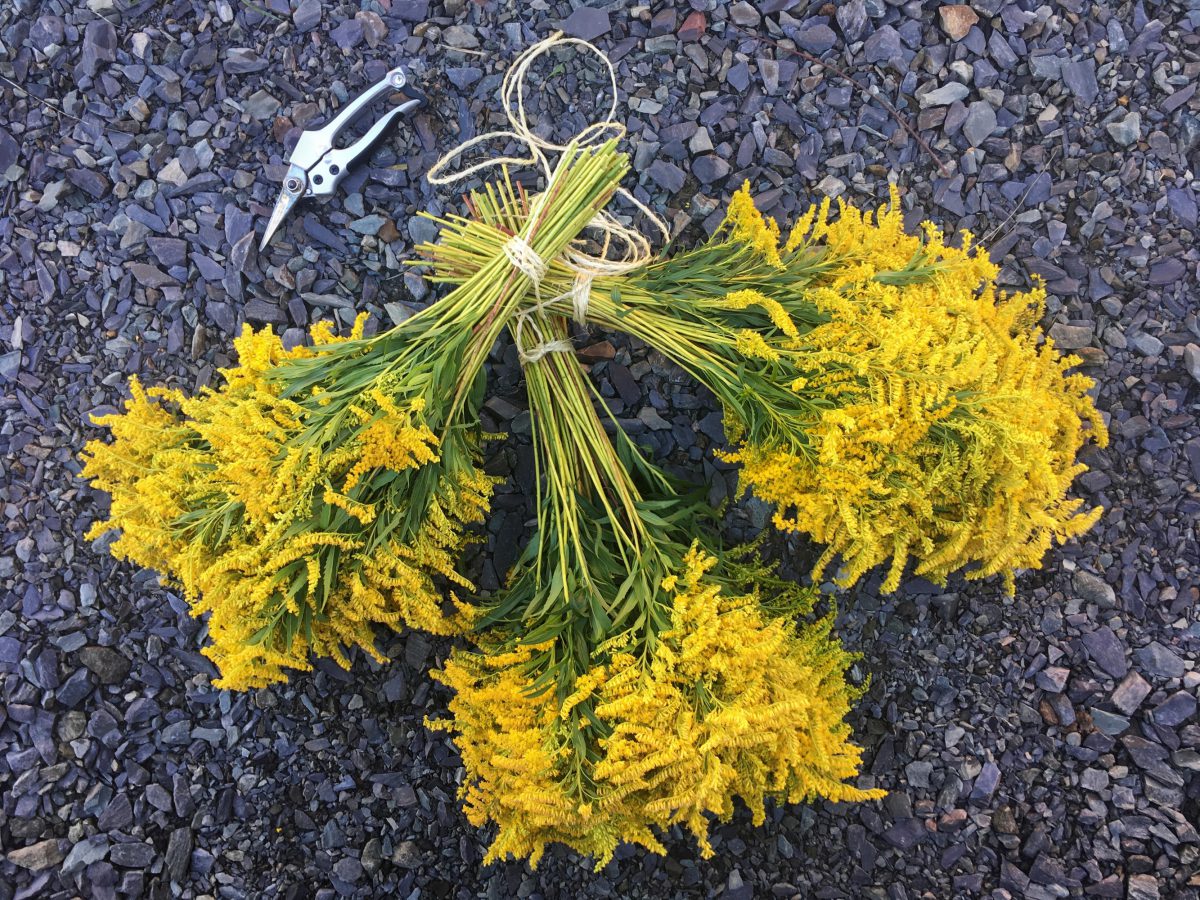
80, 34, 1105, 869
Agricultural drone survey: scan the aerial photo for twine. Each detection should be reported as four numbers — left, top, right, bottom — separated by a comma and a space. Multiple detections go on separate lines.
502, 235, 548, 287
570, 274, 592, 324
513, 301, 575, 364
424, 32, 672, 362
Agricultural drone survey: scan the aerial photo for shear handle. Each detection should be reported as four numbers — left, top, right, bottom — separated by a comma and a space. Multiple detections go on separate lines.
289, 67, 411, 170
307, 95, 424, 197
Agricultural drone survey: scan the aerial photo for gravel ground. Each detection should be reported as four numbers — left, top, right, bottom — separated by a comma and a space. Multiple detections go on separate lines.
2, 0, 1199, 897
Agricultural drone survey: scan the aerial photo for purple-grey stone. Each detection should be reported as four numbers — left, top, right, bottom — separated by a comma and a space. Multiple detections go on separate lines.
796, 24, 837, 54
78, 20, 117, 78
1163, 83, 1197, 115
447, 67, 483, 90
693, 155, 730, 184
1148, 258, 1185, 286
98, 794, 133, 831
1091, 709, 1130, 735
883, 817, 926, 849
560, 6, 610, 41
194, 254, 224, 281
1062, 58, 1099, 104
987, 31, 1019, 69
1121, 735, 1167, 768
125, 697, 159, 725
330, 19, 363, 50
836, 0, 868, 42
1083, 626, 1128, 679
293, 0, 321, 32
646, 159, 686, 193
0, 635, 22, 669
29, 14, 65, 52
1035, 666, 1069, 693
165, 828, 192, 882
110, 842, 155, 868
56, 668, 92, 707
223, 48, 268, 75
1135, 642, 1186, 679
62, 837, 109, 875
970, 761, 1000, 802
147, 237, 187, 268
727, 62, 751, 92
392, 0, 429, 21
66, 168, 110, 199
224, 203, 254, 247
1152, 692, 1197, 727
962, 101, 997, 146
0, 126, 18, 171
863, 25, 902, 64
1167, 188, 1198, 227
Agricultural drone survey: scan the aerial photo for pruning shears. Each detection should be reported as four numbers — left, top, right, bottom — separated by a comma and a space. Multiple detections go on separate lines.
260, 66, 425, 250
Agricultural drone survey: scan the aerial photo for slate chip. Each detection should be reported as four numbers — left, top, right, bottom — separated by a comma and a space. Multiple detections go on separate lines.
1083, 627, 1128, 679
560, 6, 610, 41
79, 646, 130, 683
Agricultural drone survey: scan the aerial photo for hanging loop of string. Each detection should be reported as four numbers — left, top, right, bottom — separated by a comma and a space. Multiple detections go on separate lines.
424, 32, 672, 360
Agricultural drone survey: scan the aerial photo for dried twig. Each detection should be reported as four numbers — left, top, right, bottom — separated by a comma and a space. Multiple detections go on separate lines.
0, 73, 82, 122
727, 24, 952, 178
242, 0, 283, 22
980, 147, 1060, 246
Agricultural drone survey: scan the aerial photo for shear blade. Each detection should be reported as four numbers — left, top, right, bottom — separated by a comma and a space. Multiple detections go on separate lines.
261, 187, 300, 251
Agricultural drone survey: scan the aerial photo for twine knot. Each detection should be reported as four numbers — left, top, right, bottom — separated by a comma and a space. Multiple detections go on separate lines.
503, 235, 548, 287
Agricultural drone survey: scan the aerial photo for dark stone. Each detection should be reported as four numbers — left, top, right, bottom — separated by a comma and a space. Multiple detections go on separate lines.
78, 646, 130, 684
98, 793, 133, 831
110, 842, 156, 868
0, 126, 18, 171
646, 159, 686, 193
693, 155, 730, 184
970, 762, 1001, 802
1135, 642, 1186, 679
165, 828, 192, 882
1083, 626, 1128, 679
863, 25, 902, 64
1152, 692, 1197, 727
560, 6, 610, 41
78, 20, 117, 78
1062, 58, 1099, 104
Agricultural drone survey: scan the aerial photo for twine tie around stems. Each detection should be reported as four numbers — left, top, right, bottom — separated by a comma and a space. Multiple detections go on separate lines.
502, 235, 548, 288
424, 32, 670, 363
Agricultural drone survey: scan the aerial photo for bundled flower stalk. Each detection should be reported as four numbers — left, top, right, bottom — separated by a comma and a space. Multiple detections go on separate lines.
83, 137, 633, 689
80, 33, 1105, 870
422, 180, 1108, 594
428, 303, 882, 867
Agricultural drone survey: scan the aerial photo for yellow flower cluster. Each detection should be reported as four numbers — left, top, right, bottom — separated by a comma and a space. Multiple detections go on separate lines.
719, 288, 800, 338
725, 187, 785, 269
719, 188, 1108, 593
430, 545, 882, 869
82, 321, 499, 689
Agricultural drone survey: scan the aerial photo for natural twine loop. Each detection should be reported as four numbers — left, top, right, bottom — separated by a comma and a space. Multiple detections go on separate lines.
512, 301, 575, 364
425, 32, 671, 363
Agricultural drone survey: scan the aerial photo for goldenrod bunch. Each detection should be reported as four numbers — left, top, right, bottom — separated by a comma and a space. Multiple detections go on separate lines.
432, 547, 882, 870
83, 139, 633, 689
710, 186, 1109, 592
409, 208, 881, 866
425, 179, 1106, 593
80, 33, 1106, 875
82, 317, 498, 689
